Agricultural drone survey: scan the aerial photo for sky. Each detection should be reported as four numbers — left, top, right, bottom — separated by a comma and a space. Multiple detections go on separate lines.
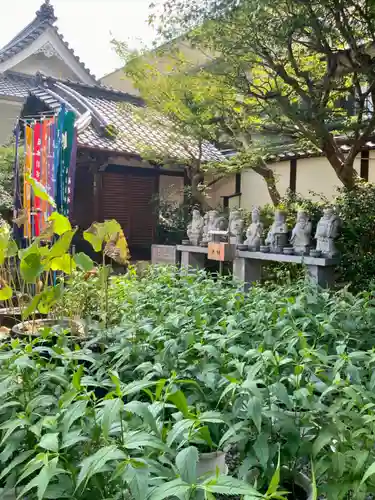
0, 0, 159, 79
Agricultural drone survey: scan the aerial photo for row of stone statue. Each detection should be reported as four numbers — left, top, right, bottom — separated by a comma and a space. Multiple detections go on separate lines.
186, 207, 340, 257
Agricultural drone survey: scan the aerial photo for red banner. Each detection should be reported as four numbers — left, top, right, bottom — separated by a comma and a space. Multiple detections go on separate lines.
33, 122, 42, 236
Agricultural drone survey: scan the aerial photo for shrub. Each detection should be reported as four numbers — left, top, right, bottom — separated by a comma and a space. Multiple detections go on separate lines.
335, 182, 375, 292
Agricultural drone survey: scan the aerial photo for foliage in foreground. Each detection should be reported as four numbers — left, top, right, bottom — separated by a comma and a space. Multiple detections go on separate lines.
3, 268, 375, 498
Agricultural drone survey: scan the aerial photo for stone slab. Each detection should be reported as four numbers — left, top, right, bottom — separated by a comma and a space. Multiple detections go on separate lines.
237, 251, 339, 267
176, 245, 209, 255
151, 245, 178, 265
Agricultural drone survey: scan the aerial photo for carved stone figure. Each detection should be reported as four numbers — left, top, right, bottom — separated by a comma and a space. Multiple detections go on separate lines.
265, 209, 288, 252
228, 210, 245, 245
245, 207, 263, 250
202, 210, 227, 244
186, 209, 204, 246
290, 210, 312, 255
315, 207, 340, 257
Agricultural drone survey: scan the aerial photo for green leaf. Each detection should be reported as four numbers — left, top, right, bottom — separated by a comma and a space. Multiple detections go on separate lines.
148, 478, 191, 500
266, 449, 280, 495
253, 433, 269, 469
176, 446, 198, 484
20, 253, 43, 283
0, 450, 35, 480
168, 390, 190, 418
167, 419, 195, 447
361, 461, 375, 485
17, 457, 65, 500
124, 401, 159, 434
50, 254, 76, 274
39, 433, 59, 453
202, 476, 262, 496
123, 430, 166, 451
60, 430, 88, 450
76, 445, 126, 491
62, 400, 87, 433
123, 463, 149, 500
73, 252, 94, 271
0, 285, 12, 300
25, 173, 56, 207
49, 213, 71, 235
48, 230, 76, 259
312, 429, 333, 457
99, 398, 123, 439
248, 397, 262, 433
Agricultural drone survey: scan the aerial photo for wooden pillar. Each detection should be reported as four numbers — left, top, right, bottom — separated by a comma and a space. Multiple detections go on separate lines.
289, 158, 297, 192
360, 150, 369, 181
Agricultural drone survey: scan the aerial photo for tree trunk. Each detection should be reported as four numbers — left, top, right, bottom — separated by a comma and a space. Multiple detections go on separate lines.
191, 171, 212, 211
323, 141, 359, 189
252, 162, 281, 206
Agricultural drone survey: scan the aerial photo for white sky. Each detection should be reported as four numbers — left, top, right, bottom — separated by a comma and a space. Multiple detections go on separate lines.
0, 0, 159, 79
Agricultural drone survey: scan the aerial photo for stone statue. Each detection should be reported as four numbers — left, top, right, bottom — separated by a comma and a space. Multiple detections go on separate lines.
228, 210, 245, 245
315, 207, 340, 257
265, 209, 289, 252
202, 210, 226, 244
290, 210, 312, 255
244, 207, 263, 250
186, 209, 204, 246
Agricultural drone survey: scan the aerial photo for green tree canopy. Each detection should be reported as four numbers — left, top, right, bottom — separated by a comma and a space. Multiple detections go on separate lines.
152, 0, 375, 190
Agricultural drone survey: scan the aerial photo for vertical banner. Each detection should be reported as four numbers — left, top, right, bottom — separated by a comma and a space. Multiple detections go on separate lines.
61, 111, 75, 216
40, 119, 50, 231
13, 124, 22, 242
47, 119, 56, 215
33, 122, 42, 237
23, 125, 33, 238
68, 127, 78, 218
54, 106, 65, 211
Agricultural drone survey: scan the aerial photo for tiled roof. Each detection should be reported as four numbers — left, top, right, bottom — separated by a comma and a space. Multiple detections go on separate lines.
0, 71, 34, 99
18, 73, 224, 162
0, 1, 96, 81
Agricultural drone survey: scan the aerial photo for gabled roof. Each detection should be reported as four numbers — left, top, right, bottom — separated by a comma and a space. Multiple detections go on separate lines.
18, 72, 223, 163
0, 1, 96, 84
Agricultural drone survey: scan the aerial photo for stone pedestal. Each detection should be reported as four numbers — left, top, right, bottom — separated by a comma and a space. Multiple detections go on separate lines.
306, 264, 335, 288
233, 257, 262, 291
177, 245, 207, 270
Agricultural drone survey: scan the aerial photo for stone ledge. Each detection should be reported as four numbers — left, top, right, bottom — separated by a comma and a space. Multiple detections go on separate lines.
237, 251, 339, 267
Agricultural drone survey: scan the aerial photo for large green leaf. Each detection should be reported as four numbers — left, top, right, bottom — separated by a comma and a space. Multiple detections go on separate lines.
76, 445, 126, 491
20, 253, 43, 283
0, 285, 12, 301
50, 255, 76, 274
62, 400, 88, 433
17, 457, 66, 500
25, 174, 56, 207
123, 463, 149, 500
176, 446, 198, 484
49, 213, 72, 235
48, 230, 77, 259
73, 252, 94, 272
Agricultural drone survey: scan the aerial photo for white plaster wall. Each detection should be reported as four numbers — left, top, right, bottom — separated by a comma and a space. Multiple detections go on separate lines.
159, 175, 184, 205
12, 53, 78, 80
205, 174, 236, 208
368, 152, 375, 183
0, 100, 22, 145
